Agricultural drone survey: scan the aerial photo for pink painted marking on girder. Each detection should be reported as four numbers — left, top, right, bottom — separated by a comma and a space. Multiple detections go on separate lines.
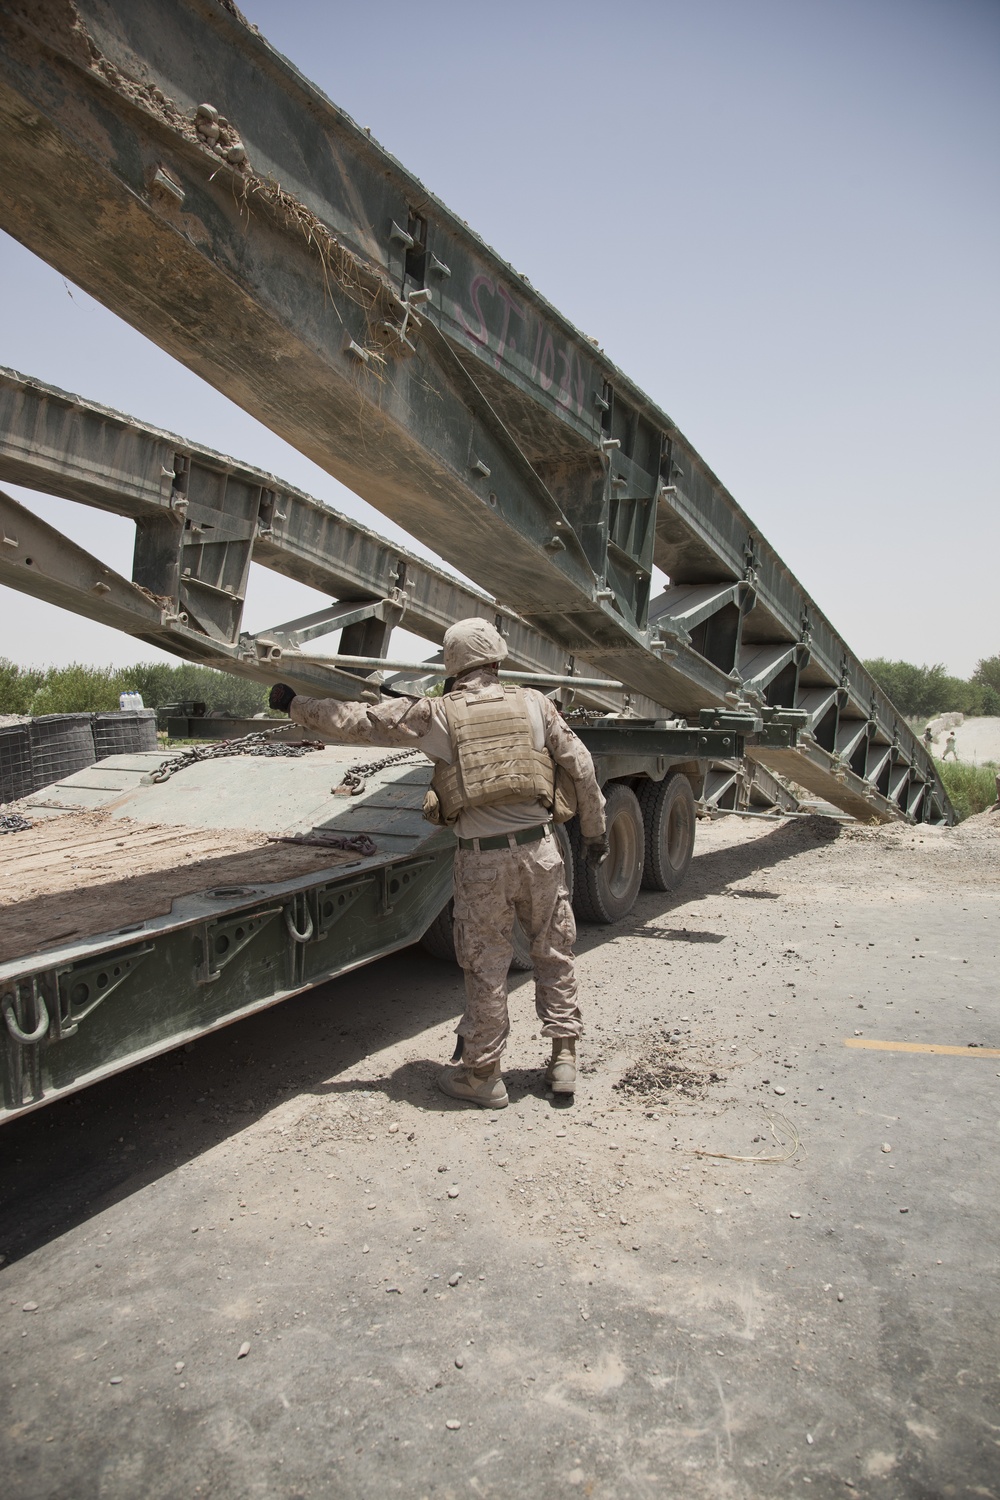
538, 331, 556, 391
458, 273, 495, 348
494, 282, 527, 370
459, 274, 588, 416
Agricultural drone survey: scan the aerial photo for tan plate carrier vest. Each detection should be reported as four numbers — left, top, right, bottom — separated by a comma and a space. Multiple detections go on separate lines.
423, 683, 575, 827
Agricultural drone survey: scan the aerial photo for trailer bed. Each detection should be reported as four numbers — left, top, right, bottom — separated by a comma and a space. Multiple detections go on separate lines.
0, 746, 454, 1122
0, 810, 356, 963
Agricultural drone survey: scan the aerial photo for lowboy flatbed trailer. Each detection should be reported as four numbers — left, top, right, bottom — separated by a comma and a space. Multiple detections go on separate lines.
0, 707, 800, 1121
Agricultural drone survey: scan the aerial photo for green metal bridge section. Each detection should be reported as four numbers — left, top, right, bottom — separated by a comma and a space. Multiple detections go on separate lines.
0, 366, 658, 716
0, 0, 952, 825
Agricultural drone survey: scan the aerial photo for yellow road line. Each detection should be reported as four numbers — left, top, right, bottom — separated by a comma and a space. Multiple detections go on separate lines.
844, 1039, 1000, 1058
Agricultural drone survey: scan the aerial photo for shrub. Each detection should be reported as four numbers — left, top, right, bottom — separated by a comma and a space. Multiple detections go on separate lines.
0, 658, 44, 714
935, 759, 999, 821
865, 658, 1000, 719
2, 659, 272, 718
28, 664, 125, 715
116, 663, 271, 718
972, 655, 1000, 697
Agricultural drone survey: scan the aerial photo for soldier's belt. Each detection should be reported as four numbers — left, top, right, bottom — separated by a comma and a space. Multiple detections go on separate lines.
456, 822, 551, 852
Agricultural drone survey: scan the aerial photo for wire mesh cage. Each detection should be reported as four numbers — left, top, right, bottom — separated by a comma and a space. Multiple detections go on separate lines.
28, 713, 97, 790
0, 721, 34, 803
92, 709, 158, 759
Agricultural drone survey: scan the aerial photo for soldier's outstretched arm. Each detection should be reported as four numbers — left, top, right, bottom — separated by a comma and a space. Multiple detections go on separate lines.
272, 684, 434, 748
540, 700, 606, 838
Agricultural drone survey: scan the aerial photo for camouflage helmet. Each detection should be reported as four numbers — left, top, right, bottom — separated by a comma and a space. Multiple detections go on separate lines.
442, 618, 509, 676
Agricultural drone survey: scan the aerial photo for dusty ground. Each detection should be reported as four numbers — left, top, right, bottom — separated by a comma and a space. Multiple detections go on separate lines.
1, 810, 998, 1499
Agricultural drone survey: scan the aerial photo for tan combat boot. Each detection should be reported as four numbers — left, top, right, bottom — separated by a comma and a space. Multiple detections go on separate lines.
545, 1038, 577, 1094
438, 1060, 508, 1109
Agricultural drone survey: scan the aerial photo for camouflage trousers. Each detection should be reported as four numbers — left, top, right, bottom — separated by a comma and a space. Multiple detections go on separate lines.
452, 829, 581, 1068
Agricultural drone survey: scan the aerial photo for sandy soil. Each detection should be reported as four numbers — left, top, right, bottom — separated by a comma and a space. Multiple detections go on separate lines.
0, 811, 997, 1499
937, 716, 1000, 764
923, 715, 1000, 764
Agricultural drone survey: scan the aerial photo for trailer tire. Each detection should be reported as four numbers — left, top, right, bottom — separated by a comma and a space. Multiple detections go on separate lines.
637, 773, 696, 890
419, 901, 458, 963
419, 825, 574, 969
571, 783, 644, 924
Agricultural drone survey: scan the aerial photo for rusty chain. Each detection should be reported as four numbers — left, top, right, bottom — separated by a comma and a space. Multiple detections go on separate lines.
150, 727, 326, 784
333, 748, 423, 796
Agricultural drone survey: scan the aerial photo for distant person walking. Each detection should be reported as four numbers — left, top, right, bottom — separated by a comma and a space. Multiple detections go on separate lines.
922, 726, 934, 752
942, 731, 958, 761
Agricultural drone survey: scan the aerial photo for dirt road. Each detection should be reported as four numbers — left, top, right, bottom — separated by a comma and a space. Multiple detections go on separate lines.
1, 810, 998, 1499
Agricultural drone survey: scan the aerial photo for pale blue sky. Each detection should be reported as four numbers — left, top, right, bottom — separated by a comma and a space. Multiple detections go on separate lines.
1, 0, 997, 676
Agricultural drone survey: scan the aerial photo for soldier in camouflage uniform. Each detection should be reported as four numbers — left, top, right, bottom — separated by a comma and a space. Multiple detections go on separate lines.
268, 619, 607, 1109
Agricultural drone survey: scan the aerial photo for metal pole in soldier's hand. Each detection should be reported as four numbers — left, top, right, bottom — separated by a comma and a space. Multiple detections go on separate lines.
268, 618, 608, 1109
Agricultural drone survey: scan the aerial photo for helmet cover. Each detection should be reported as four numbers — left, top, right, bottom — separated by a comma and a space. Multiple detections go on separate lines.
442, 618, 509, 676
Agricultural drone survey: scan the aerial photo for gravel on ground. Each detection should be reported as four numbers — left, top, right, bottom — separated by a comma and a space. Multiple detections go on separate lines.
1, 811, 997, 1499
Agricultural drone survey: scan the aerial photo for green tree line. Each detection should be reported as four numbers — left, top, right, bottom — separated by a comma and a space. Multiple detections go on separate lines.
863, 655, 1000, 720
0, 659, 272, 718
3, 653, 997, 724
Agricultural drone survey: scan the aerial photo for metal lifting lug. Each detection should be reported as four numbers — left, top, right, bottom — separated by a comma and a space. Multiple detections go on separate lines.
389, 220, 414, 248
2, 991, 50, 1046
600, 437, 621, 453
284, 899, 315, 944
150, 165, 184, 204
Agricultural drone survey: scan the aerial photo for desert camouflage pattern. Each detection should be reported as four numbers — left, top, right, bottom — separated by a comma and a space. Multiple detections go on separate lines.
452, 830, 580, 1068
442, 617, 509, 676
290, 667, 600, 1070
290, 669, 606, 842
431, 684, 555, 824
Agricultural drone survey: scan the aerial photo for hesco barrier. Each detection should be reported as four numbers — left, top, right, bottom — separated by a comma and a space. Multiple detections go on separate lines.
0, 721, 33, 803
0, 710, 158, 803
92, 709, 159, 760
28, 714, 96, 791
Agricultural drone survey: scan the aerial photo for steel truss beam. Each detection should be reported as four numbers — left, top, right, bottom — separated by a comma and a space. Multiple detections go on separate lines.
0, 1, 952, 822
0, 485, 374, 699
0, 368, 657, 715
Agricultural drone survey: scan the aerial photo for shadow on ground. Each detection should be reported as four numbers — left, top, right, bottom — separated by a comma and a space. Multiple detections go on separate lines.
0, 816, 829, 1264
0, 947, 466, 1265
313, 1059, 575, 1113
